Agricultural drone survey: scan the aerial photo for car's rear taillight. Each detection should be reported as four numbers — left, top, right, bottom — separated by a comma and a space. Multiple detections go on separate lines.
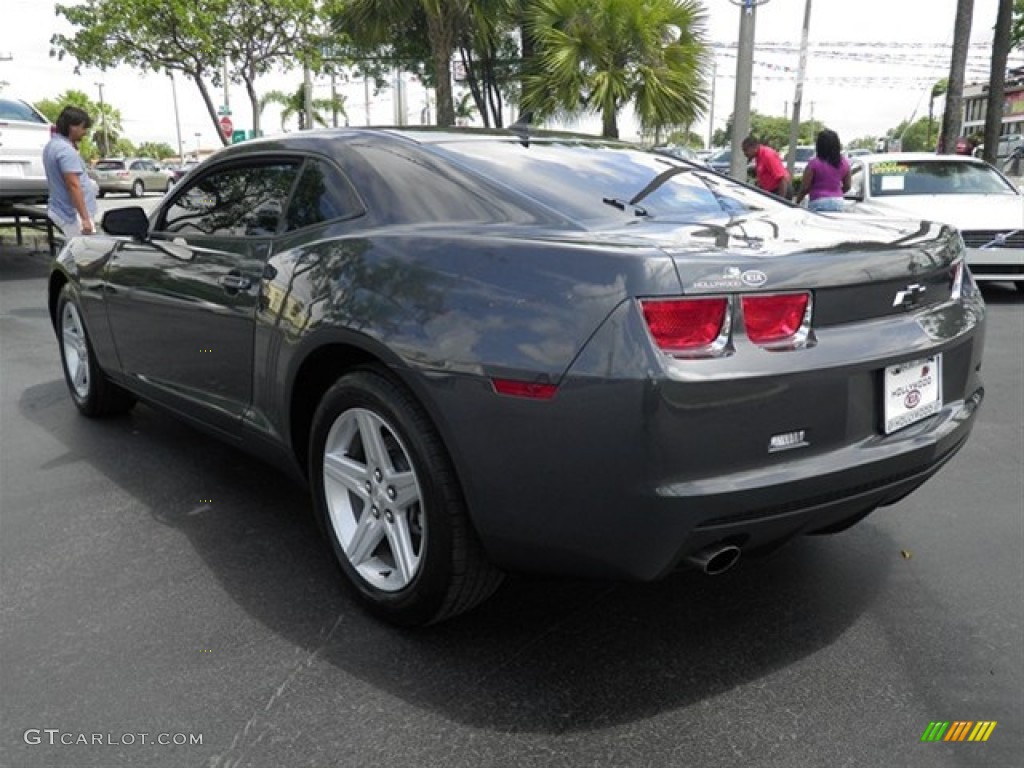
117, 171, 130, 178
741, 292, 811, 346
640, 297, 730, 356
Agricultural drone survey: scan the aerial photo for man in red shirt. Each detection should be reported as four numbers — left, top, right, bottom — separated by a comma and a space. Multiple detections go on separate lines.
741, 136, 792, 199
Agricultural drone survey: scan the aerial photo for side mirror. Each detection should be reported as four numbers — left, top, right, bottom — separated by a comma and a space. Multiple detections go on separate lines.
102, 206, 150, 238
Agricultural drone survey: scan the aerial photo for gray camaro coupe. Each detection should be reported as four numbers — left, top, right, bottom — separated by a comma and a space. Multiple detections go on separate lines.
49, 128, 986, 626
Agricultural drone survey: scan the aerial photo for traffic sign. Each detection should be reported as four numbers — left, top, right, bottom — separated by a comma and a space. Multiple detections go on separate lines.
219, 116, 233, 137
231, 129, 246, 145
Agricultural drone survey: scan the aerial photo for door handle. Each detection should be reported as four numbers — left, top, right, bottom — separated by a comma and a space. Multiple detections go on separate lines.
218, 274, 251, 291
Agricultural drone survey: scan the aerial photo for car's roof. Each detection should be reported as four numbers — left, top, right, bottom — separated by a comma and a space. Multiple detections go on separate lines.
850, 152, 987, 165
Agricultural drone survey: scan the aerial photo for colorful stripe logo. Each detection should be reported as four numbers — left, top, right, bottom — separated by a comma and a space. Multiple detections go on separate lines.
921, 721, 997, 742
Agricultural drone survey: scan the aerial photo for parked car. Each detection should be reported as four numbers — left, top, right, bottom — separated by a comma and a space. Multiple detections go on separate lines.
704, 146, 733, 173
49, 128, 986, 626
845, 152, 1023, 291
782, 145, 816, 177
652, 144, 700, 163
166, 160, 202, 184
88, 157, 173, 197
0, 96, 52, 206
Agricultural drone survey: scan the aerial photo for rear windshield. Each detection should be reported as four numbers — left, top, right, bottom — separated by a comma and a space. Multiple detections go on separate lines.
867, 160, 1016, 196
95, 160, 126, 170
433, 139, 784, 222
0, 98, 47, 124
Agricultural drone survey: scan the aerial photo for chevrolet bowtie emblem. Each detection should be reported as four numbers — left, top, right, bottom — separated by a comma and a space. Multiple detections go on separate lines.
893, 283, 926, 308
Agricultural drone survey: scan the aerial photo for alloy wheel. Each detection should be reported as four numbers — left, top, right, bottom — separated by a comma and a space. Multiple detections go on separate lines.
60, 301, 91, 399
322, 407, 425, 592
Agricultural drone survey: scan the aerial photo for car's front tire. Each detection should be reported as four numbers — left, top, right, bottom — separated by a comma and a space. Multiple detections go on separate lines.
309, 368, 502, 626
57, 285, 136, 417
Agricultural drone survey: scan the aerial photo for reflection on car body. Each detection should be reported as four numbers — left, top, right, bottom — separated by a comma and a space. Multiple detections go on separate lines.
49, 128, 986, 626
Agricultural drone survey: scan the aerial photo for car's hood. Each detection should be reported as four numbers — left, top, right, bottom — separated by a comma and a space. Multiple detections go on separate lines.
854, 194, 1024, 230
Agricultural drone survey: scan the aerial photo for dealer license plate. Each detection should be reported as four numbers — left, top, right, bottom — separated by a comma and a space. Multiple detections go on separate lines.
0, 162, 25, 178
884, 355, 942, 434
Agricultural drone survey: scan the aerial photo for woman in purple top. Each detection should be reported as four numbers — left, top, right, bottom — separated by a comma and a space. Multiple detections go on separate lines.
795, 129, 851, 212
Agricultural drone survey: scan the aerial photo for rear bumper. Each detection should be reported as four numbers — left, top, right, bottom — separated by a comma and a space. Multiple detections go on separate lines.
419, 293, 986, 582
96, 180, 135, 193
0, 176, 47, 202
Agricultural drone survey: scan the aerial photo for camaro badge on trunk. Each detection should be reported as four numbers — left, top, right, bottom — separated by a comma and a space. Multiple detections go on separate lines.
893, 283, 926, 308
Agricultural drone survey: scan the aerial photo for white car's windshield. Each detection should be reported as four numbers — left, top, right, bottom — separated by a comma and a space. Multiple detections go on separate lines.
868, 160, 1016, 197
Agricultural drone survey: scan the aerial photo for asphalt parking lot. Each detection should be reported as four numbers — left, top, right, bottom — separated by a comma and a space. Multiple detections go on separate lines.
1, 241, 1021, 768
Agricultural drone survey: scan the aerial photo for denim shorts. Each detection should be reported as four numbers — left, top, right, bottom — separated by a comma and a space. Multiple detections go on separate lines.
808, 197, 846, 212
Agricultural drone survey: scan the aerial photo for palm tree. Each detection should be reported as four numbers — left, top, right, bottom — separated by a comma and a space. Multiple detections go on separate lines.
983, 0, 1014, 165
260, 87, 347, 131
454, 92, 478, 125
939, 0, 974, 154
522, 0, 709, 139
339, 0, 471, 127
927, 78, 947, 150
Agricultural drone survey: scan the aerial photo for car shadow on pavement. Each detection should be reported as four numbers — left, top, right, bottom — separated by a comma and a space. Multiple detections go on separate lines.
20, 377, 893, 735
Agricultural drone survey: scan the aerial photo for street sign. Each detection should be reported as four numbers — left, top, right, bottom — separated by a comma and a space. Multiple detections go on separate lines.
217, 105, 231, 116
231, 129, 246, 145
219, 116, 233, 138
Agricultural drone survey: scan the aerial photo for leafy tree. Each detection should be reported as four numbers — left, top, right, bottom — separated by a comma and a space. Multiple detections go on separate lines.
522, 0, 709, 139
713, 111, 823, 149
338, 0, 471, 126
137, 141, 176, 159
885, 117, 934, 152
35, 90, 125, 156
664, 128, 704, 148
261, 86, 348, 130
847, 135, 878, 151
219, 0, 322, 137
52, 0, 324, 146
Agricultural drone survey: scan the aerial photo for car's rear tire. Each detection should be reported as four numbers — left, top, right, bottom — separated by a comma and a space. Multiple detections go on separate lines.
97, 190, 106, 199
57, 285, 136, 417
131, 180, 144, 198
309, 367, 502, 626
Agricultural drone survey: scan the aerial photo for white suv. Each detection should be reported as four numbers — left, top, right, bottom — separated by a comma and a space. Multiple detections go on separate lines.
0, 97, 52, 206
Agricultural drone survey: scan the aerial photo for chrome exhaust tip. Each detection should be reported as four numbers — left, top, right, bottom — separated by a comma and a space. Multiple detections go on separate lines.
685, 544, 741, 575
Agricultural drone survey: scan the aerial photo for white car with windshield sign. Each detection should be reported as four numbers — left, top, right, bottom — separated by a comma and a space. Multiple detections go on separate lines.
845, 153, 1024, 292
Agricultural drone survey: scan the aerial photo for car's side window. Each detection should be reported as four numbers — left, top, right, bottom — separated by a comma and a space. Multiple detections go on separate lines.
159, 161, 301, 237
284, 159, 363, 231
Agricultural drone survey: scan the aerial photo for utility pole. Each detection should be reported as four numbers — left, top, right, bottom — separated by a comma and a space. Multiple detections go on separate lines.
707, 56, 717, 149
223, 55, 230, 114
169, 73, 184, 162
303, 64, 314, 130
94, 82, 106, 156
728, 0, 771, 180
785, 0, 812, 178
